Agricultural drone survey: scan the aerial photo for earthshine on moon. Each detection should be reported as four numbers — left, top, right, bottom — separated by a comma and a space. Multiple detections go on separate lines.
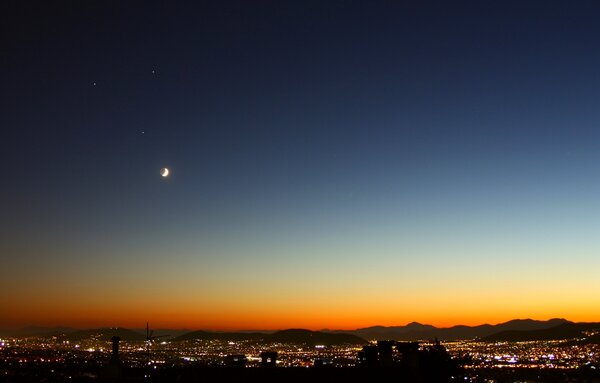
160, 168, 169, 177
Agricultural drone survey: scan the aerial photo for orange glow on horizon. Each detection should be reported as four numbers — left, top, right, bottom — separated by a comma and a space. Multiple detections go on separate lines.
3, 297, 600, 331
3, 254, 599, 331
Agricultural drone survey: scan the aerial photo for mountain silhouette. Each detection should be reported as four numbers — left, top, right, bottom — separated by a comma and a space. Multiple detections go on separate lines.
336, 318, 569, 340
482, 321, 600, 342
2, 318, 576, 342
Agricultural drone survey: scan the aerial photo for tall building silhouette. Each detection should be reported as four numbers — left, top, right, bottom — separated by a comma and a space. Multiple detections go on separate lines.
104, 336, 122, 379
358, 345, 379, 367
259, 351, 278, 367
225, 354, 248, 367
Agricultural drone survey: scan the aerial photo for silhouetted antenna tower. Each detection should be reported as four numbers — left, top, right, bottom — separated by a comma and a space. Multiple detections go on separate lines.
145, 322, 169, 361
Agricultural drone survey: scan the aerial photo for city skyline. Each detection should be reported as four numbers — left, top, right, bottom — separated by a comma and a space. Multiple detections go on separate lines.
2, 1, 600, 330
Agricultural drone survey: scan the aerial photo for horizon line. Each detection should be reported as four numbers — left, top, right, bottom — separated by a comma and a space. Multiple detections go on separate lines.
2, 317, 579, 332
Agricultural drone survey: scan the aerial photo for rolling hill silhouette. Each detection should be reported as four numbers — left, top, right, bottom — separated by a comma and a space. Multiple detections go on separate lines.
173, 330, 264, 342
174, 329, 366, 345
62, 328, 146, 342
565, 331, 600, 346
0, 326, 76, 338
267, 329, 366, 345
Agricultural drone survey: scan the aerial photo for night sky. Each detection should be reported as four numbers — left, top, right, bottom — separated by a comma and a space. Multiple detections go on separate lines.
2, 1, 600, 330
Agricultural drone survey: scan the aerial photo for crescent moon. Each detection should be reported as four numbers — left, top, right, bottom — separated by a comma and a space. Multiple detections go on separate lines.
160, 168, 169, 177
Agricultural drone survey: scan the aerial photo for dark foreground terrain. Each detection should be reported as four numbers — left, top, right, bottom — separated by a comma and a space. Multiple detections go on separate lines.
2, 366, 600, 383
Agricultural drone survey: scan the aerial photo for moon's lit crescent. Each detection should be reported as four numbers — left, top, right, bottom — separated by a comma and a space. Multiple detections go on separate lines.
160, 168, 169, 177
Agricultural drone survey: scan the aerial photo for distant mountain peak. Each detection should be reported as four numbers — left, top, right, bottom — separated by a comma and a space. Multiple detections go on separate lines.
548, 318, 569, 323
339, 318, 578, 342
482, 321, 600, 342
406, 321, 430, 327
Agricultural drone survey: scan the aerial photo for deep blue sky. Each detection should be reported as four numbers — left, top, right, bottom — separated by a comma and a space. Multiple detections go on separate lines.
1, 1, 600, 328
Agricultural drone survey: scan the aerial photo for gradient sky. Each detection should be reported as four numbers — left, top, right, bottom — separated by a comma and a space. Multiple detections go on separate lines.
2, 1, 600, 330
